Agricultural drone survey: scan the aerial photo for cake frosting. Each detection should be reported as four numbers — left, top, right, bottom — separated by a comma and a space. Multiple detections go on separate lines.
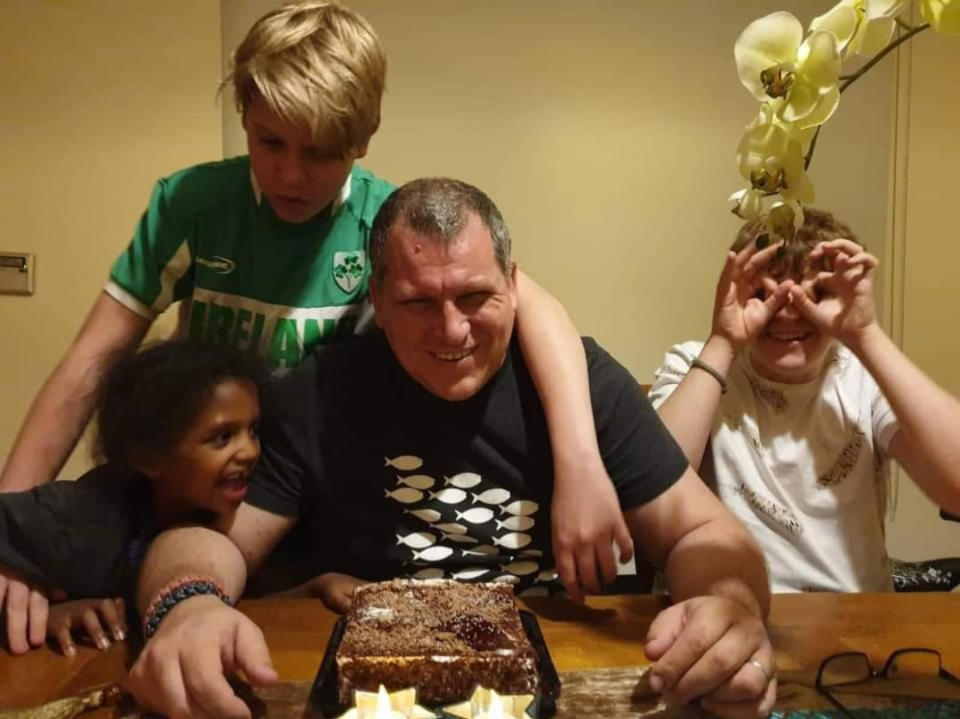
336, 579, 539, 704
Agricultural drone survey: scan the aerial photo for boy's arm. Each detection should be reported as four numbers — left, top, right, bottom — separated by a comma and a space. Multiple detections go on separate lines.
0, 563, 49, 655
848, 325, 960, 514
0, 292, 150, 492
513, 270, 632, 601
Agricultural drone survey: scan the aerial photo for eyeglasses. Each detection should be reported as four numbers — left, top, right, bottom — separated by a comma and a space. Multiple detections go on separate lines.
815, 648, 960, 718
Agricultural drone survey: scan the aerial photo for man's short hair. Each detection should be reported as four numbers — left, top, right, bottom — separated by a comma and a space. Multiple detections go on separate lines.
226, 0, 386, 157
733, 207, 861, 279
369, 178, 513, 285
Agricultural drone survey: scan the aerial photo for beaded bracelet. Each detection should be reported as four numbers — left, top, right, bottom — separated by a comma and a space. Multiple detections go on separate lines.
143, 575, 235, 640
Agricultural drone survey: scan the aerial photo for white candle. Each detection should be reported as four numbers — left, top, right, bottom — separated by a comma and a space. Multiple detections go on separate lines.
474, 690, 516, 719
374, 685, 407, 719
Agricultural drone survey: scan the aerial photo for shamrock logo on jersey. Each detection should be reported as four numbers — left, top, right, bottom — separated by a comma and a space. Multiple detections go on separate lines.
333, 250, 366, 293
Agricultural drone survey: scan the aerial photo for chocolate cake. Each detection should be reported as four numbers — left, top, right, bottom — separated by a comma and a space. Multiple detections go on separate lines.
335, 579, 539, 705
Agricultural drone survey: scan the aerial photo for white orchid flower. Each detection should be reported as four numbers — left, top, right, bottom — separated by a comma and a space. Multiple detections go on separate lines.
812, 0, 907, 57
737, 103, 815, 205
729, 188, 764, 220
770, 198, 805, 234
735, 11, 843, 128
920, 0, 960, 35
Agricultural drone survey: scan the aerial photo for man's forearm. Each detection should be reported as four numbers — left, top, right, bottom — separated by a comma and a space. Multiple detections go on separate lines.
136, 526, 248, 618
662, 516, 770, 620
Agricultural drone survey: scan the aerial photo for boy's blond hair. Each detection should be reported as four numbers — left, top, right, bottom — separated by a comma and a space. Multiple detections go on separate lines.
227, 1, 386, 156
733, 208, 861, 279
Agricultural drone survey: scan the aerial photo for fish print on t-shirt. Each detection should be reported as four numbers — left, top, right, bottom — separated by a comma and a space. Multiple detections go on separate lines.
380, 452, 560, 596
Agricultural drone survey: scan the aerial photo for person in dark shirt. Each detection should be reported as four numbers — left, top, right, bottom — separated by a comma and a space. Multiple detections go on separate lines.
131, 178, 777, 719
0, 342, 262, 655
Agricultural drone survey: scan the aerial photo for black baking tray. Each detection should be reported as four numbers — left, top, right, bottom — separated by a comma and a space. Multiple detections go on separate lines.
308, 610, 560, 718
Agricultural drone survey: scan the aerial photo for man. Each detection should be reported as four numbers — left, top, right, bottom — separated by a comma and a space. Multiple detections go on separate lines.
128, 178, 776, 719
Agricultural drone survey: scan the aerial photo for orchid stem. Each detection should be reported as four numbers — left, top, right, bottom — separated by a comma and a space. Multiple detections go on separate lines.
804, 22, 931, 171
839, 23, 930, 93
803, 126, 823, 172
895, 16, 916, 32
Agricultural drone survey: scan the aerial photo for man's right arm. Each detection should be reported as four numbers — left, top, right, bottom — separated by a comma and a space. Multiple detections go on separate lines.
0, 292, 150, 492
129, 505, 294, 718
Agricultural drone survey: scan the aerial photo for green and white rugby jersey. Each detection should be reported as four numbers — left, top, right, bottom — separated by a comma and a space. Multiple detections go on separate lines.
106, 157, 395, 370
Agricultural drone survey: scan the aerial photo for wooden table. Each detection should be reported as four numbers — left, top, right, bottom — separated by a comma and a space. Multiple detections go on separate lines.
2, 593, 959, 716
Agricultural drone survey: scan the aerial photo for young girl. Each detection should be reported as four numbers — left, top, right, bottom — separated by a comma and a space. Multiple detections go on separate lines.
650, 209, 960, 593
0, 341, 262, 655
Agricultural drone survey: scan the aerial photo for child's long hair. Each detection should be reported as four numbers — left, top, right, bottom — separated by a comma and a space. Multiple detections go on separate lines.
93, 342, 265, 471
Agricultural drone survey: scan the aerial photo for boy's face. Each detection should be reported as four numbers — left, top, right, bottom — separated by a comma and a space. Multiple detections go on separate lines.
748, 264, 835, 384
244, 96, 368, 224
144, 379, 261, 518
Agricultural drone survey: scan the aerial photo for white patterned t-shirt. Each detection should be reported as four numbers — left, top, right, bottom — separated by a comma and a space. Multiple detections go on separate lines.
650, 341, 899, 593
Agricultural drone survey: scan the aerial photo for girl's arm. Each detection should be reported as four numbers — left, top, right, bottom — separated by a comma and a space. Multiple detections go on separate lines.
790, 239, 960, 514
655, 242, 789, 468
854, 326, 960, 514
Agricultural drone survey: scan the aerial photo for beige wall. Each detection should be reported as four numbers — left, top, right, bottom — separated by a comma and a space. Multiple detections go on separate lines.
0, 1, 222, 479
223, 2, 960, 559
222, 1, 894, 381
1, 1, 953, 558
885, 26, 960, 560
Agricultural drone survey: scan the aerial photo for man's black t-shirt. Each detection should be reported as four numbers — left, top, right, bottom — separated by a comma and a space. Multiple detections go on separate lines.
246, 332, 688, 596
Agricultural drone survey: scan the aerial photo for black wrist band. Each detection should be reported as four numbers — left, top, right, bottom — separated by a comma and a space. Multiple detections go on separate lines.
691, 357, 729, 394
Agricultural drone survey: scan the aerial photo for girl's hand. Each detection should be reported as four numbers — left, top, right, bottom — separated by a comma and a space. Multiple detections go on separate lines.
314, 573, 368, 614
712, 240, 792, 353
47, 597, 126, 656
266, 573, 368, 614
790, 239, 879, 351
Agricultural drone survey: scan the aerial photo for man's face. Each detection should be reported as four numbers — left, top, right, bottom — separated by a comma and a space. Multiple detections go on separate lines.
748, 264, 835, 383
244, 95, 367, 224
371, 213, 518, 401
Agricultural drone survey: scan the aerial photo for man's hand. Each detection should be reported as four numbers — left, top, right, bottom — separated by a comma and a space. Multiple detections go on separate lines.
551, 456, 633, 602
47, 597, 127, 656
127, 595, 277, 719
644, 596, 776, 718
712, 240, 792, 353
0, 565, 49, 654
790, 239, 879, 352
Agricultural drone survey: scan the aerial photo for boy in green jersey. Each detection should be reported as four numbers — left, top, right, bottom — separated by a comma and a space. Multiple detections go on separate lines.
0, 1, 631, 653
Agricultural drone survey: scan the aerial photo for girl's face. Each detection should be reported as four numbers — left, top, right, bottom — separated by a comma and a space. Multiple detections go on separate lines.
747, 265, 835, 384
144, 379, 261, 518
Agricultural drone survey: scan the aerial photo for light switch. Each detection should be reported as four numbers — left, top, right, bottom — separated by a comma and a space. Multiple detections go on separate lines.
0, 252, 35, 295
